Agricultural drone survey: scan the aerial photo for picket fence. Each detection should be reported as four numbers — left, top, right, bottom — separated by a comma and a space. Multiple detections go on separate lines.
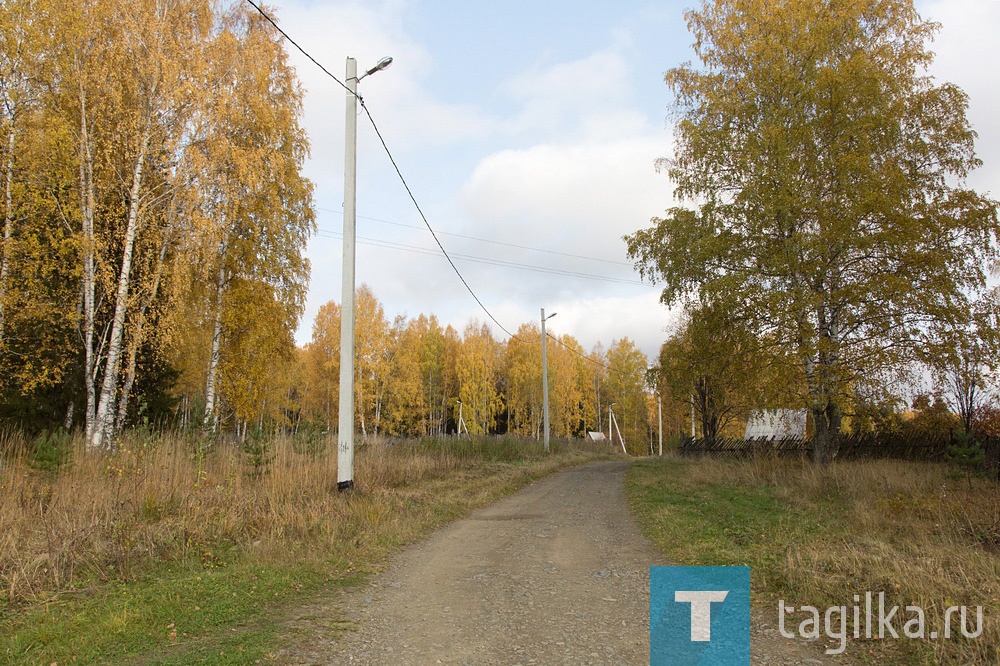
677, 432, 1000, 479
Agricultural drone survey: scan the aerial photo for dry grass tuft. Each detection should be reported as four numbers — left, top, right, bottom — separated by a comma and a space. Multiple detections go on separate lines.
708, 457, 996, 663
0, 431, 604, 609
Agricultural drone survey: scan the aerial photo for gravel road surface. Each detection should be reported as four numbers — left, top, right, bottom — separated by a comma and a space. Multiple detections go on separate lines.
273, 460, 835, 665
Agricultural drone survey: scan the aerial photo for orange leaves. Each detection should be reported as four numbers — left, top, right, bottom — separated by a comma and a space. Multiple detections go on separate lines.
0, 0, 319, 434
297, 289, 644, 440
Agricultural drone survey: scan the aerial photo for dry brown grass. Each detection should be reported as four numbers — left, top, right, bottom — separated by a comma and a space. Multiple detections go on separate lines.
0, 431, 605, 610
637, 455, 999, 664
776, 460, 998, 664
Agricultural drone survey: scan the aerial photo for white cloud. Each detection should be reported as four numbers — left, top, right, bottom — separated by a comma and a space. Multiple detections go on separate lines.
292, 0, 1000, 359
498, 44, 636, 139
455, 36, 675, 278
485, 290, 677, 360
280, 0, 497, 191
921, 0, 1000, 194
288, 5, 676, 351
456, 133, 673, 283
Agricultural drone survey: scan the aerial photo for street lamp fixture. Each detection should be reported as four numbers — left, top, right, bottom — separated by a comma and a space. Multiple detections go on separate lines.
338, 56, 393, 493
361, 56, 393, 80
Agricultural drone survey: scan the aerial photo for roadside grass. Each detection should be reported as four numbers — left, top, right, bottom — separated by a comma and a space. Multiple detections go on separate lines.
0, 431, 610, 664
626, 455, 999, 665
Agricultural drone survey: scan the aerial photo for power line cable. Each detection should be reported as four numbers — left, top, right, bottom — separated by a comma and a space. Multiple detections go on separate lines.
245, 0, 522, 341
314, 229, 646, 285
546, 332, 609, 370
243, 0, 624, 354
244, 0, 356, 98
315, 207, 631, 267
360, 101, 521, 340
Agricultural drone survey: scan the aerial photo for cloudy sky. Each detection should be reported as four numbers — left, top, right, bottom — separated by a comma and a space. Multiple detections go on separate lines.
272, 0, 1000, 359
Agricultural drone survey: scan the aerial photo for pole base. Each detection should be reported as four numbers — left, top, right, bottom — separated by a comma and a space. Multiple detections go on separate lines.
337, 480, 354, 492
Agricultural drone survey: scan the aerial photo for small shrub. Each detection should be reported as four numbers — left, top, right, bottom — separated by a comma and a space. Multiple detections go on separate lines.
291, 427, 328, 457
27, 431, 72, 472
947, 429, 986, 488
241, 430, 274, 478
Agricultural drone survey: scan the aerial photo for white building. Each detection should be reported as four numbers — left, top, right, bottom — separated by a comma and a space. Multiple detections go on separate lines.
744, 409, 808, 439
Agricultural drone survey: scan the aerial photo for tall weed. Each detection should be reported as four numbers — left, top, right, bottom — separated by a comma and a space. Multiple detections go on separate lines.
0, 431, 607, 608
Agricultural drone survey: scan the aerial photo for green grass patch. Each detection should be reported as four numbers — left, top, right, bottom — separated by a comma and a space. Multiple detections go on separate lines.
626, 456, 999, 665
626, 457, 840, 596
1, 560, 326, 665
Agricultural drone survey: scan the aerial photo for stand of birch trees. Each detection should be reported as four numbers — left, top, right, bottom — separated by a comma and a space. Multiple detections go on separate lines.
0, 0, 314, 450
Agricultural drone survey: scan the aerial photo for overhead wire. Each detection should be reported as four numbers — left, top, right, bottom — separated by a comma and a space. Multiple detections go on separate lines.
244, 0, 518, 338
243, 0, 633, 356
313, 228, 645, 285
547, 332, 609, 370
315, 207, 631, 267
245, 0, 357, 98
359, 101, 521, 339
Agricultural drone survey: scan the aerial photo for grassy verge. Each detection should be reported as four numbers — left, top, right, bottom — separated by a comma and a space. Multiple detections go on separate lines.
0, 432, 610, 664
626, 455, 999, 665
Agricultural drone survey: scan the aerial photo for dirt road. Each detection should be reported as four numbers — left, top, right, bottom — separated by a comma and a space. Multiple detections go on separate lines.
273, 461, 833, 665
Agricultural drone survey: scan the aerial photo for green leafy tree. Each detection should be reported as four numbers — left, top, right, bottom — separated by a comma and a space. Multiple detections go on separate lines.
658, 302, 777, 440
627, 0, 999, 461
946, 428, 985, 489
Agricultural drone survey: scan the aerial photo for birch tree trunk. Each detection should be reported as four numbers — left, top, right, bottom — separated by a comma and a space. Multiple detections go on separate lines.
0, 130, 14, 346
808, 299, 844, 464
79, 85, 98, 440
203, 252, 227, 429
89, 127, 151, 451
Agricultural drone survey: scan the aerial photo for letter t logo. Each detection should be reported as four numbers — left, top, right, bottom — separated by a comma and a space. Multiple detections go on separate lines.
674, 590, 729, 641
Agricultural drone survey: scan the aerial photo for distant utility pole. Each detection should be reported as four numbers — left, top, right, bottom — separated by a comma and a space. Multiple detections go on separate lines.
690, 394, 696, 439
541, 308, 556, 453
609, 404, 626, 455
456, 400, 468, 436
337, 55, 392, 493
657, 391, 663, 456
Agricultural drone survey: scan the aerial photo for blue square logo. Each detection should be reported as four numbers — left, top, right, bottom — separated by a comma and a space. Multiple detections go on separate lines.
650, 566, 750, 665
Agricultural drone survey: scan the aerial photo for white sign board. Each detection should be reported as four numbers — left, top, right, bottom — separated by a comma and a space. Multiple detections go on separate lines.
744, 409, 807, 439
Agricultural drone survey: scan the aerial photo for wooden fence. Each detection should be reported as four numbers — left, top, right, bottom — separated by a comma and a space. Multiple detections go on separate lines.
678, 432, 1000, 479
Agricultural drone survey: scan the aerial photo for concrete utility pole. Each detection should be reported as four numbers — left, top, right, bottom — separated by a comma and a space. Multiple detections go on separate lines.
690, 394, 696, 439
337, 56, 392, 492
609, 405, 626, 455
658, 392, 663, 456
541, 308, 556, 453
456, 400, 468, 436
